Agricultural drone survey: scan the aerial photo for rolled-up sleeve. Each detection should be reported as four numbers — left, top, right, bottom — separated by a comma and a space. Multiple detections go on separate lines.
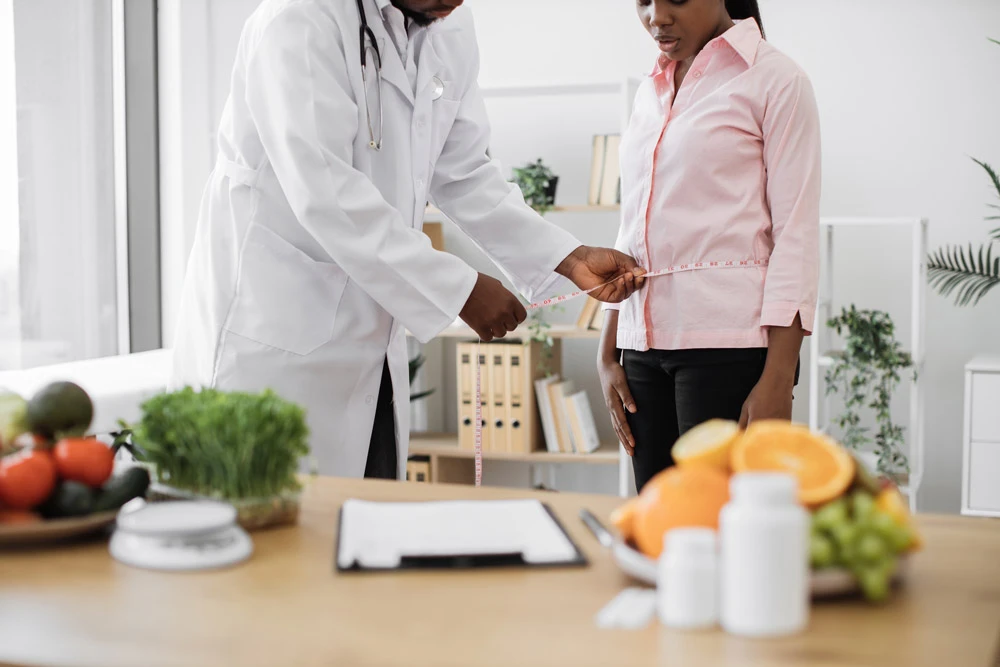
760, 72, 821, 334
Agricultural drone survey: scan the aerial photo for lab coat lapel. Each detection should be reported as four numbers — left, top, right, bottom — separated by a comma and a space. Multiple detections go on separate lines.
362, 0, 414, 106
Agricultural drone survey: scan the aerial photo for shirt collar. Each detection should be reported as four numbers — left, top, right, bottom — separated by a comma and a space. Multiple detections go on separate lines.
649, 18, 762, 76
718, 18, 762, 66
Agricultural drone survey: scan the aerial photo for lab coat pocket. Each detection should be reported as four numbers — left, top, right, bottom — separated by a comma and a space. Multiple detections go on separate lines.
428, 98, 461, 166
226, 224, 347, 356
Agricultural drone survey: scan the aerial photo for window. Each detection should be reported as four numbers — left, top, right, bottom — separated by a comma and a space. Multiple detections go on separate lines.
0, 0, 159, 371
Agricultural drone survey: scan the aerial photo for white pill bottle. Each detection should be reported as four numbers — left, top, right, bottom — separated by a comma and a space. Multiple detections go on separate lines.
719, 472, 810, 637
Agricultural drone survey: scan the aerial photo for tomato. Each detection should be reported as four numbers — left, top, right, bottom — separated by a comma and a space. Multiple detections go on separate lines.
53, 438, 114, 488
0, 450, 57, 510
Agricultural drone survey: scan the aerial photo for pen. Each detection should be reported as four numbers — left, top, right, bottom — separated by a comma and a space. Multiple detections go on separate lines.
579, 508, 615, 549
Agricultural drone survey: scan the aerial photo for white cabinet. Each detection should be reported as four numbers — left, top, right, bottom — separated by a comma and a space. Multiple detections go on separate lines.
962, 356, 1000, 517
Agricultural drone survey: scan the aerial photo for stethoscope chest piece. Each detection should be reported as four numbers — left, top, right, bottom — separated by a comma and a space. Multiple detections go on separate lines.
431, 76, 445, 101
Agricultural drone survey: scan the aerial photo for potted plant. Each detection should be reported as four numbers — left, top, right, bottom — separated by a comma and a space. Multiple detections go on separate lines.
408, 354, 435, 402
511, 159, 559, 216
113, 387, 310, 531
824, 306, 915, 481
525, 305, 561, 377
927, 39, 1000, 306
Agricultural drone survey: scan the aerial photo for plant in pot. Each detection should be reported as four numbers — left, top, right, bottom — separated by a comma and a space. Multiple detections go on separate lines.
511, 158, 559, 216
408, 354, 435, 402
112, 387, 310, 531
926, 39, 1000, 306
824, 305, 915, 482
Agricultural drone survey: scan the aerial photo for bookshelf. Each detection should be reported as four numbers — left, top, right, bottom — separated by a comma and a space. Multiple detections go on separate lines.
410, 433, 619, 486
410, 77, 646, 498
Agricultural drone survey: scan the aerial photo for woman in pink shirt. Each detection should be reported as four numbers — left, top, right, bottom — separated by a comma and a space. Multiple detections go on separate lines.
599, 0, 820, 492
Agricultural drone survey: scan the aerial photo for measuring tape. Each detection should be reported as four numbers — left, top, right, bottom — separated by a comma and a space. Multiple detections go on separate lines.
470, 258, 768, 486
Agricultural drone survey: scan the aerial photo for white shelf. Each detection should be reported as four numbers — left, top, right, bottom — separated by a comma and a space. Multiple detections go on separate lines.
425, 204, 619, 217
480, 81, 624, 98
809, 217, 927, 513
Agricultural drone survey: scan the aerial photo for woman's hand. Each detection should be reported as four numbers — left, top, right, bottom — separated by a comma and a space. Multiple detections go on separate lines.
599, 358, 636, 455
738, 374, 794, 429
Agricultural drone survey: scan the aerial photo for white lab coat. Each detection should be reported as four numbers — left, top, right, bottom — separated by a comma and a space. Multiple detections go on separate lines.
170, 0, 581, 479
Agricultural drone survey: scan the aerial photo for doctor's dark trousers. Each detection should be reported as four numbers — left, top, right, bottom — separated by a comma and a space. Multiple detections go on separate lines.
364, 359, 399, 479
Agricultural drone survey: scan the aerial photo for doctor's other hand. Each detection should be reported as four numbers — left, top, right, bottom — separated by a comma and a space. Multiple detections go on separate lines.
556, 246, 645, 303
460, 273, 528, 342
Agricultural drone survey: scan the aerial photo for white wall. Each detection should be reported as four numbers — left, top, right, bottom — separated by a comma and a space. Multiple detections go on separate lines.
160, 0, 1000, 509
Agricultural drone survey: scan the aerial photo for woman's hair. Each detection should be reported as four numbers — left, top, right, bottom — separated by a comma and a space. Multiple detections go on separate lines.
725, 0, 765, 38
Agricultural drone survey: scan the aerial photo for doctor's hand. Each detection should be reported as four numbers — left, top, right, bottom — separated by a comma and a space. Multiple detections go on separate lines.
556, 246, 645, 303
460, 273, 528, 342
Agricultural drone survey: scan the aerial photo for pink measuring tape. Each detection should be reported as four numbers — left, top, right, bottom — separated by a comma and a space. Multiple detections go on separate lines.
470, 258, 768, 486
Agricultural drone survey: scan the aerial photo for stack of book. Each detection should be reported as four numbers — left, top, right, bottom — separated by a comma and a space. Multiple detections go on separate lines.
533, 376, 602, 455
588, 134, 622, 207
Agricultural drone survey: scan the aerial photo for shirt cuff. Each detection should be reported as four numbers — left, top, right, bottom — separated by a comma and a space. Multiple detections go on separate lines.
524, 238, 583, 303
761, 301, 816, 335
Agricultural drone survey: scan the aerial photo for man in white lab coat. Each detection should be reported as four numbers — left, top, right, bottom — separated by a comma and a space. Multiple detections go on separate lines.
171, 0, 642, 479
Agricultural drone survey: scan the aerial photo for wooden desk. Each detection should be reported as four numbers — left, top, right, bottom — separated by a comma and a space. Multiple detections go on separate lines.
1, 478, 999, 667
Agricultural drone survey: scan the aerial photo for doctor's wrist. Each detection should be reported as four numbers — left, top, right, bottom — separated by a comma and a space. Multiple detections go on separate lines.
554, 245, 586, 278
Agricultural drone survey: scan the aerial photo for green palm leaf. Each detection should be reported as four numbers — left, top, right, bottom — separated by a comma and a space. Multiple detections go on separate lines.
990, 37, 1000, 46
928, 242, 1000, 306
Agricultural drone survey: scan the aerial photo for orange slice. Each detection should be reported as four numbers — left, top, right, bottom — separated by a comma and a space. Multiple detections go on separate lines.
730, 420, 855, 507
673, 419, 741, 472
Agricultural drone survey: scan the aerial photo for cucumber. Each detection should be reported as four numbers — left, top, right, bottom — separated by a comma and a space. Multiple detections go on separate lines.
39, 481, 95, 519
93, 467, 150, 512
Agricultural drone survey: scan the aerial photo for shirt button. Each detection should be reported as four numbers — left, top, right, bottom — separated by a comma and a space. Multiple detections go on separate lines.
365, 395, 375, 405
693, 70, 702, 78
416, 178, 425, 188
417, 117, 427, 129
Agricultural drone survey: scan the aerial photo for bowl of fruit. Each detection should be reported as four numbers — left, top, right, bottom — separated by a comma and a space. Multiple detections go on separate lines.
608, 419, 921, 603
0, 383, 150, 546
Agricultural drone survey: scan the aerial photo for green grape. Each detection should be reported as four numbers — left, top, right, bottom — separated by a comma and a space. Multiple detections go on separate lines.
810, 533, 836, 568
856, 532, 888, 564
870, 511, 898, 541
813, 498, 849, 532
857, 565, 891, 603
851, 490, 875, 522
886, 523, 913, 553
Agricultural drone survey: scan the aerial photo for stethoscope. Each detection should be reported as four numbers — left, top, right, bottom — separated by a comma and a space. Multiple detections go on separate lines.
356, 0, 447, 152
356, 0, 384, 151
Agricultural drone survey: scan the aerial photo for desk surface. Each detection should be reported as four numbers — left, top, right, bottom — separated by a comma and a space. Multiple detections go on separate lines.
1, 478, 999, 667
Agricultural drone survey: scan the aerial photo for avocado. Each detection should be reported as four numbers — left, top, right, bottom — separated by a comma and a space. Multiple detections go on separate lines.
38, 481, 95, 519
93, 467, 151, 512
26, 381, 94, 439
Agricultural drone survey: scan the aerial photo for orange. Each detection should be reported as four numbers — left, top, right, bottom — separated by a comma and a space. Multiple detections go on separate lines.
730, 420, 855, 507
876, 487, 923, 552
611, 466, 730, 559
672, 419, 741, 472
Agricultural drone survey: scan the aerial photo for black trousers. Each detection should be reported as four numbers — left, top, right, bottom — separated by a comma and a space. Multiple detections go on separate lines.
364, 359, 399, 480
622, 348, 799, 494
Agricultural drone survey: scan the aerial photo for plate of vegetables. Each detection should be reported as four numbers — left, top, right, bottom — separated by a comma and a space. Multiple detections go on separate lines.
0, 382, 150, 546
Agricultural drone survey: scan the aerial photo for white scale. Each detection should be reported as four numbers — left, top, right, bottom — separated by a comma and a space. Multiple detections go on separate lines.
109, 499, 254, 571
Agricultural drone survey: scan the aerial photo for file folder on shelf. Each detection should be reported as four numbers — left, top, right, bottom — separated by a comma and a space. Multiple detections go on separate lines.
457, 343, 475, 450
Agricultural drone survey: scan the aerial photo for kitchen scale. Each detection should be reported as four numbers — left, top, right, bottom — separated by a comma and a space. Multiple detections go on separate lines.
109, 499, 253, 572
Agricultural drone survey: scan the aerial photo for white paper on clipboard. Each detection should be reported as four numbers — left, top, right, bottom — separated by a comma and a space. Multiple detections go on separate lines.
336, 498, 585, 571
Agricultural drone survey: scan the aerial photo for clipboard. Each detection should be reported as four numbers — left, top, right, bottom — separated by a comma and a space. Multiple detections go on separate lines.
335, 498, 588, 572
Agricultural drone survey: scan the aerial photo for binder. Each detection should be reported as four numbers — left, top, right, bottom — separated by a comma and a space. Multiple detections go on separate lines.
505, 345, 526, 453
406, 457, 432, 483
336, 498, 588, 572
457, 343, 475, 449
490, 346, 507, 452
478, 348, 492, 452
422, 221, 445, 252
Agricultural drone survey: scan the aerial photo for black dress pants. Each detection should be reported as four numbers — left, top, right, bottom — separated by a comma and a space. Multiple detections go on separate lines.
364, 359, 399, 480
622, 348, 799, 494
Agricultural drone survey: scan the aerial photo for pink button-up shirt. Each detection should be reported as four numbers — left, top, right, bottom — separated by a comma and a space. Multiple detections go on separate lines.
608, 19, 820, 353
